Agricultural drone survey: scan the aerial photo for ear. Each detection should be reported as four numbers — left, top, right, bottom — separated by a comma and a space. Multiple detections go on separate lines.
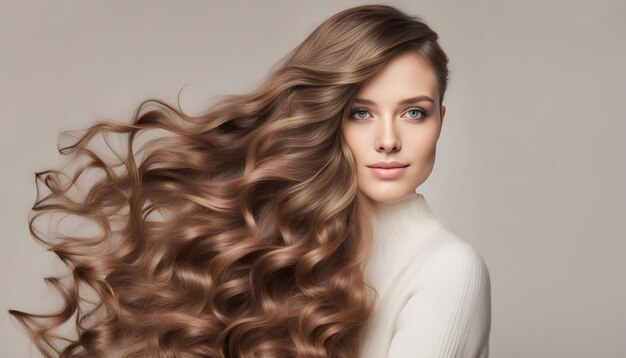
440, 105, 446, 127
436, 105, 446, 140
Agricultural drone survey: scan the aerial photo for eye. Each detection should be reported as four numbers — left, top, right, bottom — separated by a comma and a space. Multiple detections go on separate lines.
404, 107, 428, 121
350, 108, 371, 120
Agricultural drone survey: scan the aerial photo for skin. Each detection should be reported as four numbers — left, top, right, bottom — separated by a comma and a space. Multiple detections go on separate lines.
341, 50, 446, 217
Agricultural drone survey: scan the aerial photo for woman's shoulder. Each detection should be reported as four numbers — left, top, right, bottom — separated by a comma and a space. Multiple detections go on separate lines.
411, 226, 491, 291
393, 226, 492, 358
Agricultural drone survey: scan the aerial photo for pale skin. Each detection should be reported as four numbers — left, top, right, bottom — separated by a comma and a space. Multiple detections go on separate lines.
341, 50, 446, 219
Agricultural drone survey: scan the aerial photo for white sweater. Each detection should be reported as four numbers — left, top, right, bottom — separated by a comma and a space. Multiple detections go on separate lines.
360, 192, 491, 357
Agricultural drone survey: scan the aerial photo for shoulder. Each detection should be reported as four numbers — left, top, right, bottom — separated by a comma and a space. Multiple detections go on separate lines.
406, 228, 491, 304
438, 240, 489, 277
391, 230, 492, 357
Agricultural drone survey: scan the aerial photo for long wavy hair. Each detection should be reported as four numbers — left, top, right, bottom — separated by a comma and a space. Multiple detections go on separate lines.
8, 4, 449, 357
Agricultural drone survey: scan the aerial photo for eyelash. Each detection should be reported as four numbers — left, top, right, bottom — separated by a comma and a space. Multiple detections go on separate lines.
349, 107, 429, 121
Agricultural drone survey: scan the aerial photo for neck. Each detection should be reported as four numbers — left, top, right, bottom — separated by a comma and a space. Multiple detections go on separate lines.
363, 191, 442, 252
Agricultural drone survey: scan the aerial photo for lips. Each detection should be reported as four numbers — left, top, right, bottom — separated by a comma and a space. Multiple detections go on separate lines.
367, 161, 409, 169
367, 162, 409, 179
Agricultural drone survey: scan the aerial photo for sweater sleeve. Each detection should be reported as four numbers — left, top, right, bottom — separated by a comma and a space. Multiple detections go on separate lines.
388, 241, 492, 358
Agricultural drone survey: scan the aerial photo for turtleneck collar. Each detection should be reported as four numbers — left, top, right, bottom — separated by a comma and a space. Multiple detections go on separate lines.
366, 191, 444, 261
364, 191, 444, 295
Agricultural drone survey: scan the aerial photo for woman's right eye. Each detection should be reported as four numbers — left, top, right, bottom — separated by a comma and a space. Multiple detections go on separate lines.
349, 108, 370, 120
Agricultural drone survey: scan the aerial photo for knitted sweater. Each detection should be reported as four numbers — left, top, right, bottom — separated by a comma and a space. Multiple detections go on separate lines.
360, 192, 491, 357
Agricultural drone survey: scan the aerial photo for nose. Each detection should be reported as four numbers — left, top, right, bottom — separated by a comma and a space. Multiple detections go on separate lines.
375, 120, 401, 153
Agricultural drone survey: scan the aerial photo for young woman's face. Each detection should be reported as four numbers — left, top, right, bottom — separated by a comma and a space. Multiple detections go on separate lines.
342, 51, 446, 205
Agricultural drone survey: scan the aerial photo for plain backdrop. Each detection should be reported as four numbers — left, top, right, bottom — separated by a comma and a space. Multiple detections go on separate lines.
1, 0, 624, 357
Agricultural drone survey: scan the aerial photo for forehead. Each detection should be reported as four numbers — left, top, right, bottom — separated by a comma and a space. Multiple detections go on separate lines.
355, 51, 439, 103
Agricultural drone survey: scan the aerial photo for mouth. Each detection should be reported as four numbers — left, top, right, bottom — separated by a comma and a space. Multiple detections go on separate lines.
367, 161, 410, 169
367, 164, 409, 179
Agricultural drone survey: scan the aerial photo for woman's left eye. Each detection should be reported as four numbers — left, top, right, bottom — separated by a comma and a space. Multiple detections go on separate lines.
404, 108, 428, 120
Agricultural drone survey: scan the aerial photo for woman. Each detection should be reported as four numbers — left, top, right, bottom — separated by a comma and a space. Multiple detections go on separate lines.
9, 4, 491, 357
346, 48, 491, 358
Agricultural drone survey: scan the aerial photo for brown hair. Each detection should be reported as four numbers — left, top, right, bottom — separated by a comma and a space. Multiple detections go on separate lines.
8, 4, 449, 357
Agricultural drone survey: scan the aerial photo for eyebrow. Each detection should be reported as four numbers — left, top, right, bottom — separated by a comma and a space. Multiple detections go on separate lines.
353, 95, 435, 106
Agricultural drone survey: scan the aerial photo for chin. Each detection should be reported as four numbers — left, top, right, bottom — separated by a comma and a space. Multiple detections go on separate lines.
361, 185, 415, 204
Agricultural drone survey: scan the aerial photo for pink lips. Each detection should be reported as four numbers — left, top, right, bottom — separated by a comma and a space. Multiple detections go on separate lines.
367, 162, 409, 179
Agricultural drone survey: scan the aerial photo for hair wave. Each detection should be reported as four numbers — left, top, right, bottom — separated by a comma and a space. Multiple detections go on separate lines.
9, 4, 449, 357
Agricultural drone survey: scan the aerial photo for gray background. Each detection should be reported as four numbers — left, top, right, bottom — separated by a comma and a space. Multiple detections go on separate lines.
1, 0, 624, 357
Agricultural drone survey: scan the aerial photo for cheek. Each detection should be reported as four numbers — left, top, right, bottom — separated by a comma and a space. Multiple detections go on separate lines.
409, 128, 439, 159
342, 126, 364, 162
413, 141, 436, 160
